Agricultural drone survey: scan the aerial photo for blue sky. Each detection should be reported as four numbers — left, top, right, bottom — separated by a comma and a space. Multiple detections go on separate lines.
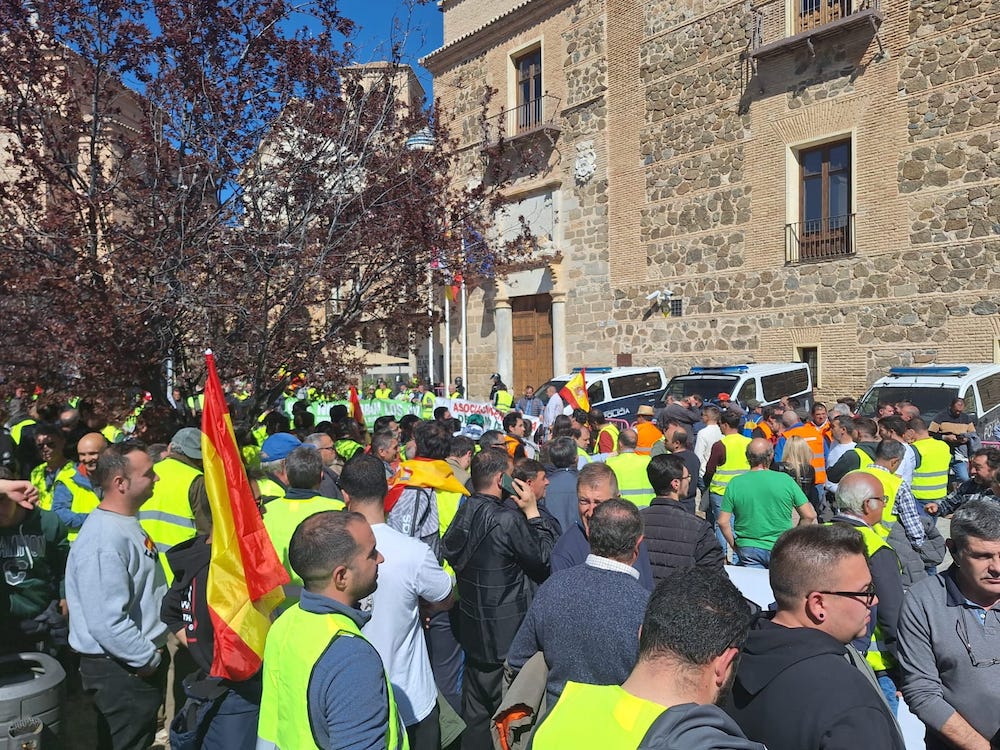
337, 1, 444, 97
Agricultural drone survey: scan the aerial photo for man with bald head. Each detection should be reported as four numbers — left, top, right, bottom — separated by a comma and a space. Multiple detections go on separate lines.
717, 438, 816, 568
52, 432, 107, 541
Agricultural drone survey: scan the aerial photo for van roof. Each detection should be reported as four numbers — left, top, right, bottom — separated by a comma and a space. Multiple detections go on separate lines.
558, 366, 666, 378
680, 362, 808, 378
874, 363, 1000, 386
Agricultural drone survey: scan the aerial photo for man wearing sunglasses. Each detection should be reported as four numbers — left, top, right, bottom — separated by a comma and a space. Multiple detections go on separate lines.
724, 524, 905, 750
897, 500, 1000, 750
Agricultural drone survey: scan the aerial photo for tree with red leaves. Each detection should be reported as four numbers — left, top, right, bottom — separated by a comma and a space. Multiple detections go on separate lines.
0, 0, 527, 418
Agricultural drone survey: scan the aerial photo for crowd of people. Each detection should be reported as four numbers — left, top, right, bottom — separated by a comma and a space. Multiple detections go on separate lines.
1, 377, 999, 750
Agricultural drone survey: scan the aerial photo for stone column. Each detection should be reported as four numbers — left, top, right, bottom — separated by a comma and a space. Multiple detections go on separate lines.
551, 291, 567, 376
494, 296, 514, 385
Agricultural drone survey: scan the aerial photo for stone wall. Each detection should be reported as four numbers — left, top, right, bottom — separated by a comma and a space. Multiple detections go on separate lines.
428, 0, 1000, 401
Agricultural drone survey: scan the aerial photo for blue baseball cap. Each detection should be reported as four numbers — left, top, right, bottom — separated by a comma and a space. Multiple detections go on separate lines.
260, 433, 302, 462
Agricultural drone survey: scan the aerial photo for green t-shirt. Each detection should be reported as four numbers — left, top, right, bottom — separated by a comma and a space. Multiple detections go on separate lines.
721, 469, 808, 551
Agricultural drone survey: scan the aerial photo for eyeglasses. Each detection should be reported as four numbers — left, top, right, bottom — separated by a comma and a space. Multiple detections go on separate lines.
815, 582, 877, 608
956, 617, 1000, 668
36, 440, 55, 448
577, 496, 616, 508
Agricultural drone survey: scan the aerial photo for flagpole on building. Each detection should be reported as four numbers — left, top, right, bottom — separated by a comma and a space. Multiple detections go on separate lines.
443, 287, 451, 395
427, 266, 435, 387
461, 277, 468, 400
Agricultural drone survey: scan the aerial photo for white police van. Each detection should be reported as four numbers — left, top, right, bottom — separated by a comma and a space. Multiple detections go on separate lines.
858, 364, 1000, 441
537, 367, 668, 422
661, 363, 814, 409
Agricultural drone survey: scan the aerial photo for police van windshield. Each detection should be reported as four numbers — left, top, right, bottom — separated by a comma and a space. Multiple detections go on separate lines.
857, 386, 959, 421
664, 376, 739, 402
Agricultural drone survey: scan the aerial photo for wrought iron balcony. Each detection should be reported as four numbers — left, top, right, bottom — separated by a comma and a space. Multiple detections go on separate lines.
785, 214, 856, 263
750, 0, 883, 60
482, 95, 562, 149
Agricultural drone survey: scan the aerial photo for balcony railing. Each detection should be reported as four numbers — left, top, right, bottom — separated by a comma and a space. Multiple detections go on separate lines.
482, 94, 562, 148
785, 214, 856, 263
750, 0, 883, 59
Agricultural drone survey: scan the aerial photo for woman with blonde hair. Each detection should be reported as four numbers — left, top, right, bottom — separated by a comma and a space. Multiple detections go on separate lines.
776, 435, 821, 516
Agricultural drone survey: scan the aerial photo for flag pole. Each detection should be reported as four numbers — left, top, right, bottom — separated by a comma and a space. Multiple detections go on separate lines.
443, 286, 451, 396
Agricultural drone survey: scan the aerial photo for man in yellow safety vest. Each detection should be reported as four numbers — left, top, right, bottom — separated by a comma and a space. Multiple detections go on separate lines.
605, 429, 655, 508
138, 428, 210, 582
831, 472, 905, 712
257, 511, 407, 750
531, 567, 762, 749
51, 432, 107, 542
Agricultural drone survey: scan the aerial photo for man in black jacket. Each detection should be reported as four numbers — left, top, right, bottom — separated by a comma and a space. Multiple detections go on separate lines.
641, 454, 723, 582
724, 524, 905, 750
441, 448, 559, 750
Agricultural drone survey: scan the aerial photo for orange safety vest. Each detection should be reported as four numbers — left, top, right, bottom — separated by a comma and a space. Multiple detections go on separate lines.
783, 422, 827, 484
634, 422, 664, 456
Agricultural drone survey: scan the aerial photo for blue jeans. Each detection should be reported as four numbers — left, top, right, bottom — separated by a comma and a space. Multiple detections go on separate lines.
709, 493, 738, 565
952, 458, 970, 484
736, 546, 771, 569
878, 674, 899, 716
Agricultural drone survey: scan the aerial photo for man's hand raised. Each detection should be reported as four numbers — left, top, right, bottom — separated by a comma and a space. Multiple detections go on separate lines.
510, 478, 539, 520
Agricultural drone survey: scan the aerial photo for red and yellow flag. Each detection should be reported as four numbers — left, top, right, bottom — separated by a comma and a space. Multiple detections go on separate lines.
349, 385, 366, 428
202, 351, 289, 681
560, 369, 590, 412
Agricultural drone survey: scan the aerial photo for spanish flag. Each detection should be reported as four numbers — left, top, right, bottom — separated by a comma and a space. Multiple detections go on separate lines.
560, 369, 590, 412
349, 385, 366, 428
202, 350, 289, 681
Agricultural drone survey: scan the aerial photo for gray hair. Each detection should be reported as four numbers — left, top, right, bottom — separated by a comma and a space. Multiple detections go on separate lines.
951, 500, 1000, 553
579, 462, 619, 497
835, 472, 877, 515
875, 439, 905, 463
746, 440, 774, 468
304, 433, 331, 448
589, 500, 643, 561
286, 445, 323, 490
830, 403, 852, 417
261, 459, 284, 475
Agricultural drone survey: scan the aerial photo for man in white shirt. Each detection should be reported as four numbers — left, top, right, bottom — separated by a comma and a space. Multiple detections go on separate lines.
824, 415, 857, 495
340, 454, 454, 750
694, 405, 723, 480
542, 385, 564, 441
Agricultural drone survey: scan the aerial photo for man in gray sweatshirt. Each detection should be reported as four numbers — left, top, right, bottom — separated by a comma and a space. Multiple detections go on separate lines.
897, 499, 1000, 750
66, 441, 168, 750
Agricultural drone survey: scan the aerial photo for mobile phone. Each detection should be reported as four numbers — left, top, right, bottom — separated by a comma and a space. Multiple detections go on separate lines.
500, 474, 517, 496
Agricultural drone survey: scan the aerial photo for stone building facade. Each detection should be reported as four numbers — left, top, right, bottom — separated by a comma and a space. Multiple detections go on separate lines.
422, 0, 1000, 402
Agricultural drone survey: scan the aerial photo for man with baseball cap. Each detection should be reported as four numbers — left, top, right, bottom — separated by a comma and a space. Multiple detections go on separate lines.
138, 427, 209, 581
717, 393, 745, 417
634, 405, 663, 456
256, 432, 302, 499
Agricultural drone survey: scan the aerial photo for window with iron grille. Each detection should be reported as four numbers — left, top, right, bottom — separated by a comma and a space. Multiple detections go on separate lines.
787, 138, 854, 263
669, 298, 683, 317
515, 49, 542, 134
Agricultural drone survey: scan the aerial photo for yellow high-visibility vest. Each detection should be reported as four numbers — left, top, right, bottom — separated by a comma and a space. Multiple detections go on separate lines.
709, 434, 752, 496
531, 682, 665, 749
258, 604, 407, 750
